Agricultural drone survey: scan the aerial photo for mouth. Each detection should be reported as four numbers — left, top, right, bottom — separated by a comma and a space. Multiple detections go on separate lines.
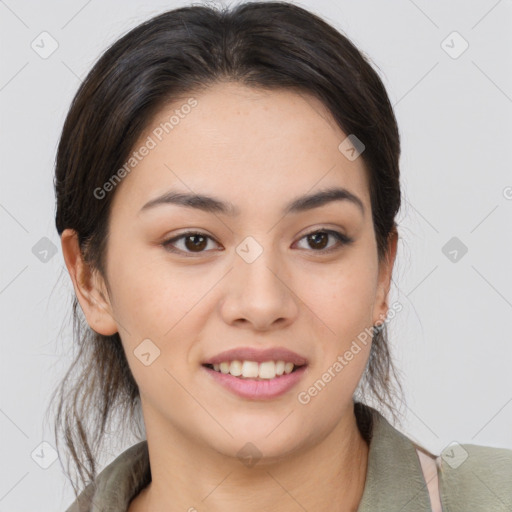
201, 360, 309, 400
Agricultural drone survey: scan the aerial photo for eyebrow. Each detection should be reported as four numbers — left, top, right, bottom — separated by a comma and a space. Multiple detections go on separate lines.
139, 186, 365, 217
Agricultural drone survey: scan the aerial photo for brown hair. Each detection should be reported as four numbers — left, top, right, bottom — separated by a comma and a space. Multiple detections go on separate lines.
49, 0, 404, 498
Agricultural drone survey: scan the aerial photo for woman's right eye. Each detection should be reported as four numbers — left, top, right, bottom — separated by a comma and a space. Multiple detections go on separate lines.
161, 231, 221, 256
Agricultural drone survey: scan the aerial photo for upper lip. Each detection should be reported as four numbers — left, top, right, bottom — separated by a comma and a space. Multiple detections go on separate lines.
202, 347, 308, 366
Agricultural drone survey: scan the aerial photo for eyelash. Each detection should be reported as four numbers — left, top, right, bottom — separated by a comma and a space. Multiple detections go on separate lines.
161, 228, 353, 257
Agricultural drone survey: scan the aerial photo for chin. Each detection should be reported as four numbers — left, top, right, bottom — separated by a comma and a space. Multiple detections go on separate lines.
207, 422, 310, 463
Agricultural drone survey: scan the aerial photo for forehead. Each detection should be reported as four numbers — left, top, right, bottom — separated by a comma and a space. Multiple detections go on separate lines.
110, 82, 370, 218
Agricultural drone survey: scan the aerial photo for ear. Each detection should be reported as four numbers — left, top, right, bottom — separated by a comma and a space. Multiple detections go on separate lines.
60, 228, 118, 336
372, 226, 398, 328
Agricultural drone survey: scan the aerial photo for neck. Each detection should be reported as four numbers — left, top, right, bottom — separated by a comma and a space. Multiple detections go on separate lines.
129, 403, 369, 512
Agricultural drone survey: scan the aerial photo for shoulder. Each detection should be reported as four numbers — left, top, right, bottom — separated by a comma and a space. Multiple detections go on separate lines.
356, 403, 512, 511
437, 443, 512, 511
64, 440, 150, 512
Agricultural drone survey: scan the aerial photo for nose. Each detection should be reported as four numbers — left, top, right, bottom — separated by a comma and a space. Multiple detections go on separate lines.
219, 241, 299, 331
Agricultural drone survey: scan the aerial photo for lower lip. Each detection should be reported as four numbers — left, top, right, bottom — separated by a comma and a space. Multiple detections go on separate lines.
203, 365, 308, 400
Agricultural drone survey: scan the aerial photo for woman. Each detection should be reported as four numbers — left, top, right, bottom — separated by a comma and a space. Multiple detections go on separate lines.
51, 2, 512, 511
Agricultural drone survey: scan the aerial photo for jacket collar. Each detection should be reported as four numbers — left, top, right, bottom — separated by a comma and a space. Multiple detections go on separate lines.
356, 403, 432, 511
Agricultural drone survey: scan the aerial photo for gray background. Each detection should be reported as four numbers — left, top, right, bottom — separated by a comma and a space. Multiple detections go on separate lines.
1, 0, 511, 510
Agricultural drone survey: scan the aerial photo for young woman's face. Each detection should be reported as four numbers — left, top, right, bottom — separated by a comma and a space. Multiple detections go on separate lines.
91, 82, 395, 460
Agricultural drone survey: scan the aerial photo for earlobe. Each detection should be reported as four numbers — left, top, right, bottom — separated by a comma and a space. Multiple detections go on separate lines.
60, 228, 118, 336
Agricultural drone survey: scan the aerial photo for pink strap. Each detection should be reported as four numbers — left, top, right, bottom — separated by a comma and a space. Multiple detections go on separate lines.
415, 448, 443, 512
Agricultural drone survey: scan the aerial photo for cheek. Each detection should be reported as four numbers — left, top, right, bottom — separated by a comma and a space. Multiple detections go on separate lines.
303, 254, 378, 334
296, 264, 376, 411
106, 248, 197, 345
109, 256, 201, 403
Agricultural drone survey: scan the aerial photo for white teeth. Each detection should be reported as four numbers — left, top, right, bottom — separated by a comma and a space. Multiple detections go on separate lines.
208, 359, 300, 379
229, 360, 242, 376
241, 360, 259, 378
258, 361, 276, 379
284, 362, 294, 374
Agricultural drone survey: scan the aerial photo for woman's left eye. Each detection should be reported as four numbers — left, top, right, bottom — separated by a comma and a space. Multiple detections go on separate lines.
295, 229, 353, 253
161, 228, 353, 257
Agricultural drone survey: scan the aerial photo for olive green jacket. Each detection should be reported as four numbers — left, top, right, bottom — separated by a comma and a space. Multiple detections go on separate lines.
65, 402, 512, 511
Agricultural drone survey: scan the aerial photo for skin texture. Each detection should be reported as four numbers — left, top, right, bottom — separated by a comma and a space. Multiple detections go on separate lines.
61, 82, 398, 512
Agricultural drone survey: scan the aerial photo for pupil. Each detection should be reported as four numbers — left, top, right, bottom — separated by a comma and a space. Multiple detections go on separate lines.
309, 232, 327, 250
186, 235, 207, 252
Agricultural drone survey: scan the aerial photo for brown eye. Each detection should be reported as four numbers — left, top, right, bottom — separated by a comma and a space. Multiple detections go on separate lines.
307, 232, 329, 250
183, 234, 208, 252
296, 229, 353, 253
162, 232, 219, 255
